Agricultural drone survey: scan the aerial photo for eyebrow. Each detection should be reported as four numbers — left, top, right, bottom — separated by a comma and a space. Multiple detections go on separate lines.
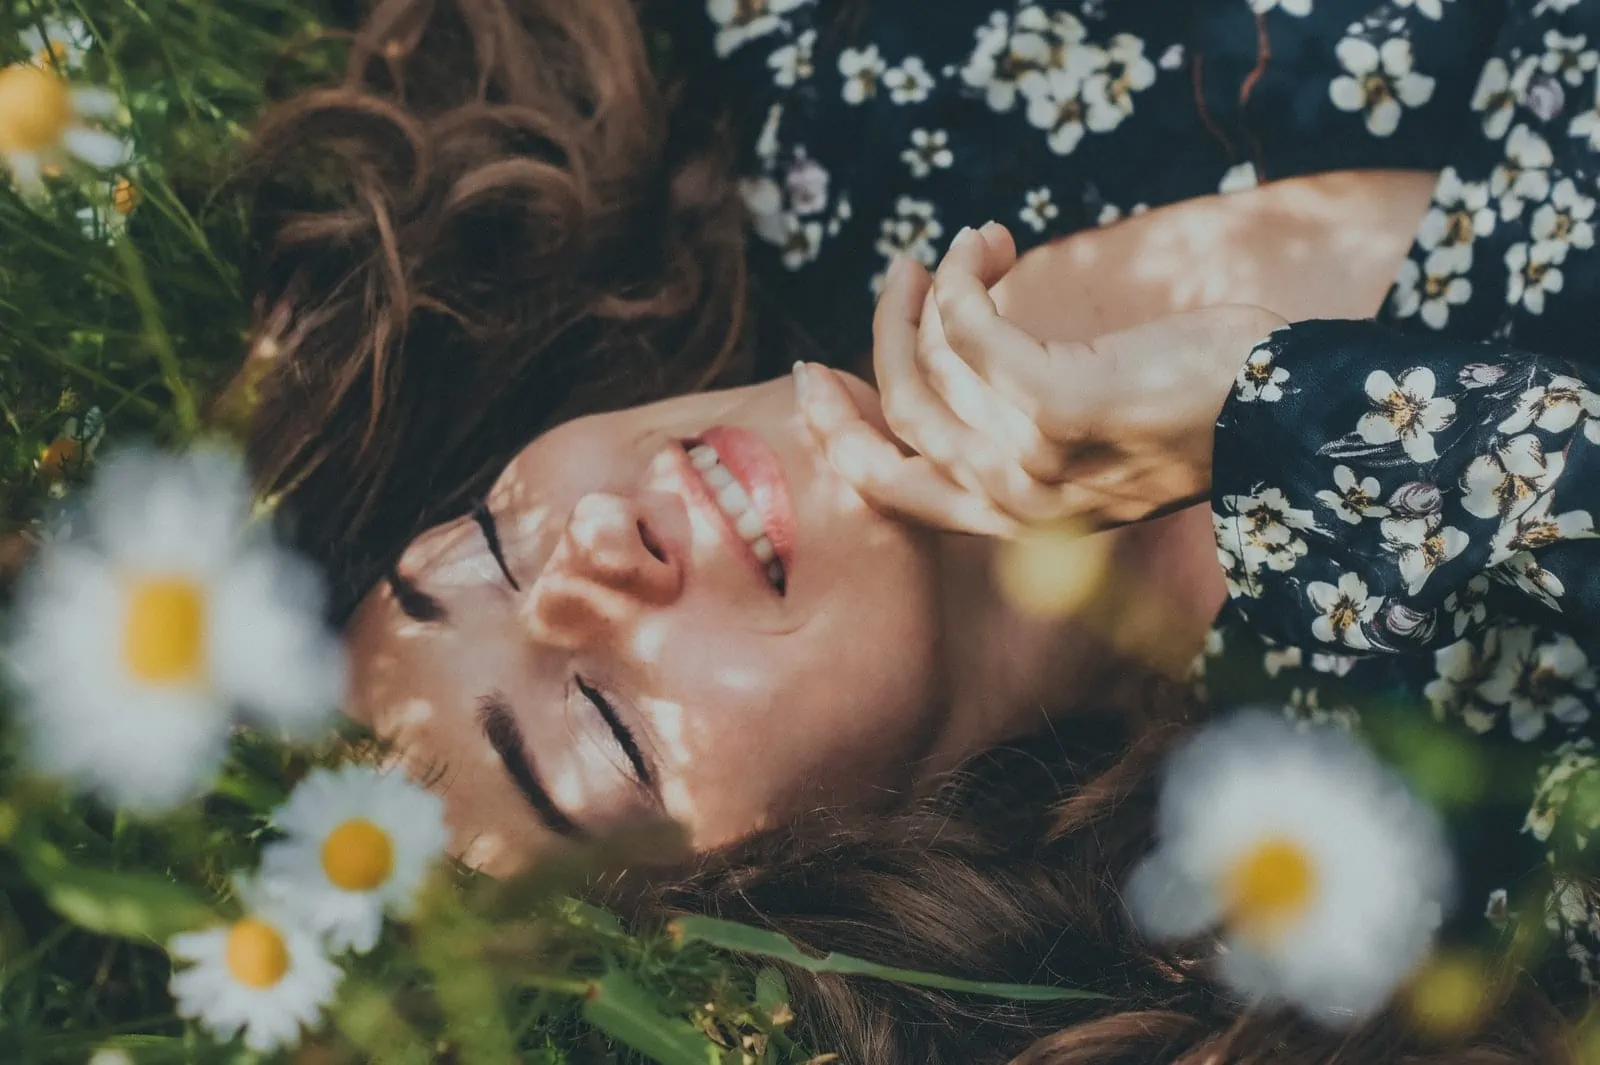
386, 567, 447, 622
478, 693, 583, 838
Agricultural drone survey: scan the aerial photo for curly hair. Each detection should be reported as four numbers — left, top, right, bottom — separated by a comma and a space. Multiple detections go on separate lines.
239, 0, 755, 617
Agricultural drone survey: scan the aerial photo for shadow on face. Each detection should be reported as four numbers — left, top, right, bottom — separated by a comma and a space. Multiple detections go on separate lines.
345, 372, 948, 876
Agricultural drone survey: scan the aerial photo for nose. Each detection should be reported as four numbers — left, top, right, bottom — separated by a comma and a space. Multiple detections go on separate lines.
519, 493, 683, 649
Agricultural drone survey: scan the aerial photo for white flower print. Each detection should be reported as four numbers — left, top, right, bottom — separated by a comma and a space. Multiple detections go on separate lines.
1159, 44, 1186, 70
1263, 645, 1304, 677
707, 0, 812, 59
1250, 0, 1312, 14
1219, 161, 1260, 194
884, 56, 935, 104
1489, 491, 1597, 570
1096, 202, 1149, 225
1236, 345, 1290, 403
1081, 33, 1157, 133
1463, 433, 1565, 522
874, 196, 944, 271
1478, 628, 1594, 741
1461, 363, 1509, 389
1395, 0, 1452, 19
1220, 487, 1317, 578
1499, 375, 1600, 434
1317, 465, 1390, 525
1357, 368, 1457, 463
1307, 572, 1383, 650
900, 128, 953, 179
1471, 56, 1535, 141
1381, 513, 1469, 595
1020, 186, 1059, 232
962, 7, 1092, 114
1416, 168, 1495, 274
1531, 179, 1596, 262
1390, 253, 1472, 330
1494, 550, 1570, 610
1539, 31, 1599, 88
779, 218, 824, 269
740, 176, 789, 246
754, 103, 783, 163
1505, 242, 1565, 315
767, 28, 816, 87
1026, 67, 1094, 155
1570, 81, 1600, 151
1444, 575, 1491, 637
1491, 126, 1553, 221
1214, 513, 1251, 599
1425, 635, 1501, 732
1329, 36, 1436, 138
839, 44, 887, 104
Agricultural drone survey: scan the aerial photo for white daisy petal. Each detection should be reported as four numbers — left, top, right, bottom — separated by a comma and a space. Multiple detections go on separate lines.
69, 87, 119, 117
258, 765, 449, 953
61, 127, 131, 170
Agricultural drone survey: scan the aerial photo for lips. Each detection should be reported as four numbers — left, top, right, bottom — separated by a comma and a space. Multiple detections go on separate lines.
678, 426, 797, 590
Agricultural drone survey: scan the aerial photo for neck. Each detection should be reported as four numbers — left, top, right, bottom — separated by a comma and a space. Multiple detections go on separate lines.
916, 509, 1225, 781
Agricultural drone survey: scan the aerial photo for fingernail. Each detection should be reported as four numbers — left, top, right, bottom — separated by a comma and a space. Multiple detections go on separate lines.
952, 225, 974, 250
792, 360, 812, 407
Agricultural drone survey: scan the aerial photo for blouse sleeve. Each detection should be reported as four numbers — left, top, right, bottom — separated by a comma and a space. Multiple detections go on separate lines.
1211, 319, 1600, 661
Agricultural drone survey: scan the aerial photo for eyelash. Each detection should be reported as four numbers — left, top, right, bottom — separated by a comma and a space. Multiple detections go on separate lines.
471, 499, 520, 590
575, 676, 655, 789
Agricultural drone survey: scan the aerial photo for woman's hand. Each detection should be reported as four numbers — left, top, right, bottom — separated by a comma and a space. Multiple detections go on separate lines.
797, 222, 1287, 536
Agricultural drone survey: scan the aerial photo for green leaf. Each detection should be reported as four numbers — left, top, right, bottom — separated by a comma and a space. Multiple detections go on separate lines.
11, 821, 212, 943
581, 970, 723, 1065
672, 917, 1104, 1002
335, 982, 435, 1065
755, 967, 789, 1017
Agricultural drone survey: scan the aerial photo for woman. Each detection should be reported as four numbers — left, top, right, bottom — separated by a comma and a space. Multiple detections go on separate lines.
239, 0, 1600, 1059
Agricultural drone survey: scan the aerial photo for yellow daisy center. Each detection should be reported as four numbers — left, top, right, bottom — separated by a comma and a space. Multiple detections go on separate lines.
1221, 837, 1317, 943
0, 64, 73, 154
36, 41, 71, 67
112, 178, 139, 215
224, 918, 291, 989
321, 817, 395, 892
122, 576, 207, 684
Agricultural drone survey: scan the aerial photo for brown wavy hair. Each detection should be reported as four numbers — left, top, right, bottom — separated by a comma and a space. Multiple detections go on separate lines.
625, 709, 1579, 1065
240, 0, 755, 617
243, 3, 1581, 1061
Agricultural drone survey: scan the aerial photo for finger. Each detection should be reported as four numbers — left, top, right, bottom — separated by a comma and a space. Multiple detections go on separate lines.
796, 362, 1020, 538
922, 230, 1070, 482
872, 252, 997, 494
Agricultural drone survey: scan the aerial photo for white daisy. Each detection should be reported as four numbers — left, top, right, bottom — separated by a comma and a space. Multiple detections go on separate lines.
20, 16, 93, 71
0, 63, 131, 197
168, 890, 343, 1053
259, 764, 449, 954
1328, 37, 1436, 138
5, 446, 344, 812
1126, 711, 1454, 1024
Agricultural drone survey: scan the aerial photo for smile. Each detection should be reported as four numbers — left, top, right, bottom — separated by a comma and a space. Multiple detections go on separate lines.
679, 427, 796, 593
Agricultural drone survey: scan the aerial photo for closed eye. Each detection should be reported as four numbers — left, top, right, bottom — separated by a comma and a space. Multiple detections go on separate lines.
471, 499, 520, 590
576, 676, 658, 796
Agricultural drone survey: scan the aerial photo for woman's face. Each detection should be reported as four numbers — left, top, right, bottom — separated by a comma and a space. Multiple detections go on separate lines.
345, 372, 948, 875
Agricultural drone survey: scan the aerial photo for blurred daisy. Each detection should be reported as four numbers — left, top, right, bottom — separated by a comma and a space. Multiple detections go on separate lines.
0, 62, 129, 196
168, 889, 342, 1053
1125, 710, 1455, 1024
20, 16, 93, 71
260, 764, 449, 953
5, 446, 344, 811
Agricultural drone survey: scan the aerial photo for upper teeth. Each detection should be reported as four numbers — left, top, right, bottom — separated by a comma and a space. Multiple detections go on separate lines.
687, 444, 784, 584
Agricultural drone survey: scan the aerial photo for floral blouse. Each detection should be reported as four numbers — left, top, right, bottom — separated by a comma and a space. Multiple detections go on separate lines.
669, 0, 1600, 995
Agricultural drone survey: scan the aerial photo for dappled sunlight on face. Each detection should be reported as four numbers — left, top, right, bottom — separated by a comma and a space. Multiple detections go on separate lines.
344, 373, 946, 877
